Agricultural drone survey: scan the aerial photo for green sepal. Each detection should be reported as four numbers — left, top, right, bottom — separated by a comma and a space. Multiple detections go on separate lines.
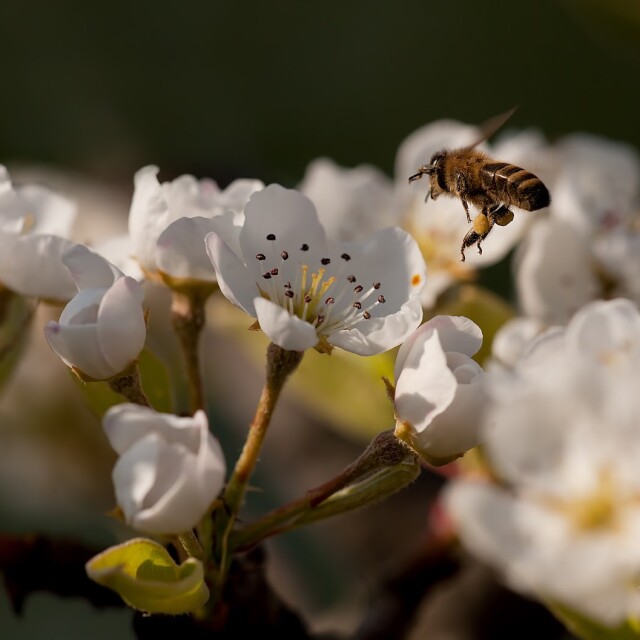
85, 537, 209, 614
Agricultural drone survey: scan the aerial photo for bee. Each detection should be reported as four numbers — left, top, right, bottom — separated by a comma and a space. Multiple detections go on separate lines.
408, 108, 550, 261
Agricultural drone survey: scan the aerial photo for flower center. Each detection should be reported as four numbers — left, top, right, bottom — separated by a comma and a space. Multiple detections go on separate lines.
254, 234, 387, 336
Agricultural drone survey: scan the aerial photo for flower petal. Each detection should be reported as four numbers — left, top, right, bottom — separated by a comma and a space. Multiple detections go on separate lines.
394, 329, 457, 433
97, 277, 146, 374
254, 297, 318, 352
240, 185, 328, 279
157, 217, 218, 282
204, 231, 257, 315
515, 218, 599, 324
62, 243, 123, 290
0, 233, 76, 301
44, 322, 114, 380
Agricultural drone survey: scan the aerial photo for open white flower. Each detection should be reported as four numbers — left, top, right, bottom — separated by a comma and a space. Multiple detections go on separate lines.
103, 404, 226, 534
0, 165, 77, 301
44, 244, 146, 381
393, 315, 484, 465
446, 298, 640, 626
129, 165, 263, 285
205, 184, 426, 355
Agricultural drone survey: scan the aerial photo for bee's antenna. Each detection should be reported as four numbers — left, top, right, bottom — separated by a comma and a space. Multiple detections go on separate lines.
408, 165, 433, 183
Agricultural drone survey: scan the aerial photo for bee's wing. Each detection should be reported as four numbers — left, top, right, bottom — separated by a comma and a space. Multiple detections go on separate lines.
462, 106, 518, 150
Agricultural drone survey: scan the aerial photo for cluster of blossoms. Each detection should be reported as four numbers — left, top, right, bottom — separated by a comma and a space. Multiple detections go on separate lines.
2, 110, 640, 636
447, 299, 640, 628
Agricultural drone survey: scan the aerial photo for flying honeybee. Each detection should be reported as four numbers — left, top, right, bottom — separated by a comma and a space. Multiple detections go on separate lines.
408, 108, 551, 261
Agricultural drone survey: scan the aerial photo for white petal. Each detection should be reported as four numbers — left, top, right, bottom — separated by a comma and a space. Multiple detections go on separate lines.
394, 330, 457, 433
515, 218, 599, 324
62, 243, 123, 290
396, 316, 482, 378
330, 296, 424, 356
240, 184, 328, 277
103, 403, 166, 454
565, 298, 640, 358
112, 433, 162, 523
18, 184, 77, 237
97, 277, 146, 374
340, 226, 426, 316
415, 374, 484, 457
0, 233, 76, 301
44, 322, 114, 380
254, 297, 318, 352
299, 157, 397, 241
128, 165, 169, 271
92, 233, 144, 280
205, 231, 257, 315
193, 410, 226, 499
156, 216, 218, 281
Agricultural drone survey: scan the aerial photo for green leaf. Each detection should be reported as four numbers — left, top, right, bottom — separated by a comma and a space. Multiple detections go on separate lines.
85, 538, 209, 614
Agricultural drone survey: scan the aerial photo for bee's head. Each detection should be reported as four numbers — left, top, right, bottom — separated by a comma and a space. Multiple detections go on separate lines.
408, 150, 449, 200
427, 151, 448, 199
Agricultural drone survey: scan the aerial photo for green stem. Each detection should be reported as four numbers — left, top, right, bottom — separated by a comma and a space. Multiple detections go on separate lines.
213, 343, 303, 599
230, 430, 418, 550
107, 362, 151, 406
177, 530, 205, 560
170, 289, 211, 413
232, 461, 420, 549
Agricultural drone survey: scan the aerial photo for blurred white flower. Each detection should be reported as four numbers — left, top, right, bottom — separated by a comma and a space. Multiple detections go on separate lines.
485, 315, 548, 372
395, 120, 541, 307
446, 298, 640, 626
44, 244, 146, 381
0, 165, 78, 301
516, 134, 640, 323
393, 315, 484, 465
299, 157, 398, 241
129, 165, 263, 285
103, 404, 226, 535
205, 184, 426, 355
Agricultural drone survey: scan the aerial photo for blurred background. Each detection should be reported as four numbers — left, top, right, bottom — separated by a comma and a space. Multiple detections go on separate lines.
2, 0, 639, 186
1, 0, 639, 638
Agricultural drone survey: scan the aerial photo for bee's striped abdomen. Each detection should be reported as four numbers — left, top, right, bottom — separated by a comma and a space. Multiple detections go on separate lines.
481, 162, 550, 211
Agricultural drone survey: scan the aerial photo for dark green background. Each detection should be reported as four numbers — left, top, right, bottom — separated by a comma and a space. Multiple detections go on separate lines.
2, 0, 639, 187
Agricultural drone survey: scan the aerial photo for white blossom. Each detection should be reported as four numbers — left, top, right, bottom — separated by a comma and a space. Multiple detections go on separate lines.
103, 404, 226, 534
205, 184, 426, 355
44, 244, 146, 381
446, 298, 640, 626
128, 165, 262, 285
0, 165, 77, 301
393, 315, 484, 465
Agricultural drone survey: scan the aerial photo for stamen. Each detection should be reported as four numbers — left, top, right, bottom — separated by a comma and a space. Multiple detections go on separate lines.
341, 253, 351, 261
267, 233, 276, 241
281, 251, 289, 260
256, 253, 266, 261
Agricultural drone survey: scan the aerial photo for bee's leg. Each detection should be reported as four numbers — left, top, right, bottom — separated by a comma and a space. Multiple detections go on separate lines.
460, 211, 494, 261
455, 173, 472, 223
490, 205, 514, 227
460, 228, 480, 262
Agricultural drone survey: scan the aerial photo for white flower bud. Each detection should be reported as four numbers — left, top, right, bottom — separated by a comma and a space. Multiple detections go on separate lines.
44, 245, 146, 381
103, 404, 226, 534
